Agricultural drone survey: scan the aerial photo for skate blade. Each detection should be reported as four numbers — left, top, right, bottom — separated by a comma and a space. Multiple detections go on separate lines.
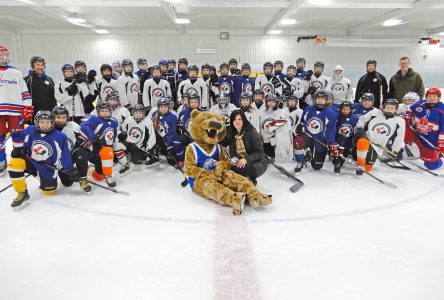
13, 201, 30, 211
145, 162, 160, 168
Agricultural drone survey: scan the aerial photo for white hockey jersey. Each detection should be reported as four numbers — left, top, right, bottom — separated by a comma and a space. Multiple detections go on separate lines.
243, 108, 261, 133
0, 66, 32, 116
177, 78, 209, 110
356, 109, 405, 155
326, 76, 353, 104
121, 116, 156, 151
209, 103, 238, 122
289, 77, 305, 99
260, 107, 293, 162
60, 121, 81, 150
283, 107, 303, 134
142, 78, 172, 108
254, 74, 283, 97
55, 80, 89, 117
251, 102, 266, 114
303, 74, 330, 105
90, 77, 118, 102
116, 73, 140, 107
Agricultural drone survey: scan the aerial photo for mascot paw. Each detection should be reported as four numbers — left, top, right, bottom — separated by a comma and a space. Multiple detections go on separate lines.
248, 193, 273, 208
232, 192, 246, 215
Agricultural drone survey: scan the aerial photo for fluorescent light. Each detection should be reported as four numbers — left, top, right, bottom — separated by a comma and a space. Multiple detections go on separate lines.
175, 18, 190, 24
94, 29, 109, 34
383, 19, 403, 27
67, 17, 86, 23
268, 30, 282, 35
308, 0, 330, 5
281, 19, 297, 25
18, 0, 35, 4
439, 32, 444, 36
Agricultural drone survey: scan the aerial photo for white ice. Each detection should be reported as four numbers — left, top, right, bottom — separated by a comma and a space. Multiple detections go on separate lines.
1, 141, 444, 300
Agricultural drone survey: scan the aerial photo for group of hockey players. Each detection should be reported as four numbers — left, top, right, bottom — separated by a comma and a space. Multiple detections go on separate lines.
1, 42, 444, 209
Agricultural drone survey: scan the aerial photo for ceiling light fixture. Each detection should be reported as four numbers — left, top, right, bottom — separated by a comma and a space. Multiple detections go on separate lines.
175, 18, 190, 24
281, 19, 297, 25
383, 19, 403, 27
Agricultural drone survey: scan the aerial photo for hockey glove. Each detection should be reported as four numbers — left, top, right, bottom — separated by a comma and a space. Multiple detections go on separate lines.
11, 147, 27, 159
66, 83, 78, 96
328, 143, 339, 158
307, 86, 318, 95
295, 123, 305, 135
118, 131, 128, 142
87, 70, 97, 83
166, 146, 177, 166
436, 140, 444, 155
21, 105, 34, 122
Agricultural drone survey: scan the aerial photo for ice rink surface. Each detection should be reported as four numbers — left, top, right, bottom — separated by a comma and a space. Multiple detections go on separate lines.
1, 145, 444, 300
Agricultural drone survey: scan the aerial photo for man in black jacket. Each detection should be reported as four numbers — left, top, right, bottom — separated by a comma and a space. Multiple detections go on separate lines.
24, 56, 57, 120
354, 59, 388, 109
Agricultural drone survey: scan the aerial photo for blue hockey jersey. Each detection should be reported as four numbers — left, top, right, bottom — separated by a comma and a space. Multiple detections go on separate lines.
80, 115, 118, 146
178, 107, 194, 136
23, 125, 73, 181
234, 75, 255, 106
352, 103, 375, 118
218, 75, 235, 104
301, 105, 337, 152
336, 114, 359, 150
186, 142, 220, 191
154, 111, 180, 146
406, 100, 444, 149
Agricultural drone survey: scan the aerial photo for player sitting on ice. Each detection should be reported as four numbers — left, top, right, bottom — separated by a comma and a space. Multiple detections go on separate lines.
80, 101, 118, 187
239, 92, 260, 133
178, 92, 201, 146
118, 104, 156, 171
333, 101, 359, 174
352, 92, 377, 117
295, 89, 338, 172
7, 110, 78, 208
353, 99, 405, 174
404, 88, 444, 170
53, 106, 91, 193
398, 92, 420, 117
152, 97, 185, 167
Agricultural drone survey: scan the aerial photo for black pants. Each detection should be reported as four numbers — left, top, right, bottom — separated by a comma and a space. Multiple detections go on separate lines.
125, 143, 148, 165
263, 142, 275, 159
231, 164, 258, 180
72, 147, 89, 177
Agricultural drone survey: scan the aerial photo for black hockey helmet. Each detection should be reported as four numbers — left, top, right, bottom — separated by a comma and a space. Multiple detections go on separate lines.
274, 60, 284, 67
285, 94, 298, 103
105, 91, 120, 103
151, 65, 161, 72
96, 101, 112, 117
361, 92, 375, 103
383, 98, 399, 109
188, 92, 201, 102
314, 89, 329, 100
296, 58, 306, 65
131, 103, 146, 120
168, 59, 176, 65
210, 65, 216, 72
100, 64, 112, 73
339, 100, 353, 117
74, 60, 86, 69
263, 61, 273, 70
34, 110, 55, 133
137, 58, 147, 66
52, 105, 69, 117
287, 64, 297, 71
314, 61, 324, 69
121, 59, 133, 67
219, 62, 229, 70
201, 63, 211, 71
217, 92, 230, 104
187, 64, 199, 73
239, 92, 252, 102
241, 63, 251, 71
61, 64, 74, 72
253, 89, 265, 96
30, 56, 45, 68
178, 58, 188, 65
228, 58, 238, 65
157, 96, 170, 109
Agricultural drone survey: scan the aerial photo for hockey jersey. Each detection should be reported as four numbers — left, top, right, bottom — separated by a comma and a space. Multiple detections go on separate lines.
251, 101, 266, 114
260, 107, 293, 162
405, 100, 444, 150
23, 125, 73, 180
0, 66, 32, 116
80, 115, 118, 147
90, 77, 117, 102
178, 107, 195, 137
326, 76, 353, 104
55, 79, 89, 117
209, 103, 238, 126
121, 116, 156, 151
186, 142, 221, 191
142, 78, 172, 108
352, 104, 375, 118
154, 111, 180, 146
90, 106, 130, 130
234, 76, 255, 106
255, 74, 283, 97
301, 105, 337, 152
243, 108, 261, 133
336, 114, 359, 150
283, 106, 303, 134
357, 109, 405, 155
116, 73, 140, 107
56, 121, 82, 151
177, 78, 209, 110
303, 74, 329, 106
218, 75, 235, 104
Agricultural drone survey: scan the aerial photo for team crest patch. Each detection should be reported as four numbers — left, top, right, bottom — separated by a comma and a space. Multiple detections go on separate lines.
261, 83, 274, 94
31, 141, 53, 161
129, 127, 143, 141
331, 83, 345, 91
311, 80, 322, 89
103, 86, 115, 95
202, 157, 217, 170
186, 87, 199, 96
416, 107, 423, 113
152, 88, 165, 98
338, 124, 353, 137
130, 83, 139, 93
371, 123, 391, 136
243, 83, 253, 93
103, 127, 115, 143
220, 82, 231, 93
307, 117, 324, 135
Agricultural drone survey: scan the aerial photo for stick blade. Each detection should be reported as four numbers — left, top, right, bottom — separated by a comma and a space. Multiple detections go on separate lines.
289, 182, 304, 193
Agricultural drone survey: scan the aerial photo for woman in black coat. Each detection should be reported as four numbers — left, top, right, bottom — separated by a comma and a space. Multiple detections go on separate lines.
227, 109, 267, 184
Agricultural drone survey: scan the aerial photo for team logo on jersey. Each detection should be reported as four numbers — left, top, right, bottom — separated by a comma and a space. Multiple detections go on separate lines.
31, 141, 53, 161
338, 124, 353, 137
103, 86, 115, 95
220, 81, 232, 93
103, 127, 115, 143
130, 83, 139, 93
311, 80, 323, 90
331, 83, 345, 91
186, 87, 199, 96
152, 88, 165, 98
415, 117, 433, 134
307, 117, 324, 135
371, 123, 391, 136
416, 107, 423, 113
0, 74, 18, 86
202, 157, 217, 171
243, 83, 253, 93
261, 117, 274, 129
261, 83, 274, 94
129, 127, 143, 142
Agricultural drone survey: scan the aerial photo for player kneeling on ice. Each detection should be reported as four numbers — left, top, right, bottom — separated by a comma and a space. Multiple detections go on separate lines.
404, 88, 444, 170
118, 104, 156, 171
353, 99, 405, 174
80, 101, 118, 187
53, 106, 91, 192
294, 89, 338, 172
7, 110, 79, 208
184, 110, 272, 215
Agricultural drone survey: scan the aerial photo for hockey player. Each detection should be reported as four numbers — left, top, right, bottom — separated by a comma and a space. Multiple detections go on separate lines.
295, 89, 338, 171
255, 62, 283, 97
273, 60, 286, 81
7, 110, 77, 207
352, 93, 377, 118
177, 58, 189, 83
404, 88, 444, 170
260, 94, 292, 162
234, 63, 255, 105
153, 97, 185, 165
177, 65, 209, 110
118, 103, 156, 171
80, 101, 118, 186
333, 101, 359, 173
251, 89, 266, 114
54, 64, 88, 123
281, 65, 304, 107
168, 59, 176, 73
201, 63, 219, 107
354, 99, 405, 174
142, 65, 172, 108
90, 64, 117, 102
283, 95, 303, 134
209, 92, 238, 128
135, 58, 149, 96
116, 59, 140, 107
53, 106, 91, 192
217, 62, 235, 105
326, 65, 353, 106
303, 61, 329, 106
112, 60, 122, 79
178, 93, 201, 146
239, 92, 260, 133
228, 58, 241, 77
295, 58, 307, 79
0, 45, 33, 176
398, 92, 419, 116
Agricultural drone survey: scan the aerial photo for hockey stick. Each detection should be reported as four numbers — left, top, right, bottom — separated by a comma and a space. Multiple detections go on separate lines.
408, 125, 436, 150
0, 117, 26, 149
156, 138, 189, 187
0, 174, 32, 194
304, 131, 397, 189
266, 155, 304, 192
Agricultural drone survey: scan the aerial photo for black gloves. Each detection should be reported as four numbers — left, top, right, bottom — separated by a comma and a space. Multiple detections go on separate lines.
11, 147, 27, 158
118, 131, 128, 142
66, 83, 78, 96
87, 70, 97, 83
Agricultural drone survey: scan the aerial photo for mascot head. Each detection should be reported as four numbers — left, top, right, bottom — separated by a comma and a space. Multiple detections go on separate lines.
190, 110, 226, 145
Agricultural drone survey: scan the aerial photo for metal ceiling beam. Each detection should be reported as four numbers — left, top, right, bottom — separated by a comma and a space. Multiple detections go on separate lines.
159, 1, 186, 34
263, 0, 304, 34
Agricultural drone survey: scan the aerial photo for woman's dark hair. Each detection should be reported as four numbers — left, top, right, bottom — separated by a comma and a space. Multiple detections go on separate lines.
228, 109, 255, 139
